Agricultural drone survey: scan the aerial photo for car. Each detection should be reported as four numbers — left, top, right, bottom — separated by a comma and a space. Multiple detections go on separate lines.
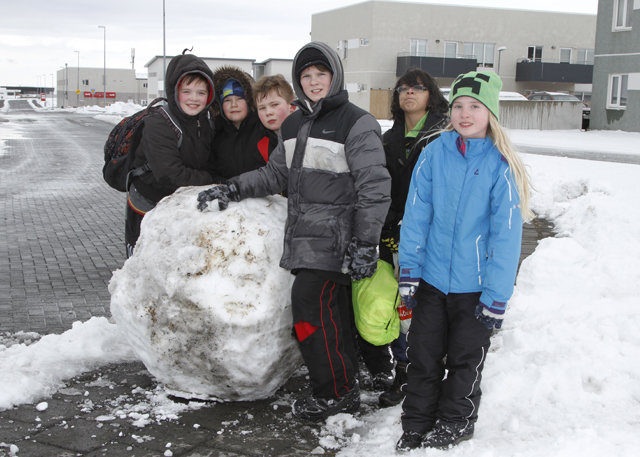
527, 92, 590, 130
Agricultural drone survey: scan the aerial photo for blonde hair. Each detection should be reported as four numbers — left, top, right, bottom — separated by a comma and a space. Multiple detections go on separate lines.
444, 115, 534, 222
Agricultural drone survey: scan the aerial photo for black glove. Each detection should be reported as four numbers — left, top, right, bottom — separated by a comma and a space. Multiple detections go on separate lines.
197, 183, 240, 211
474, 303, 504, 330
341, 238, 378, 281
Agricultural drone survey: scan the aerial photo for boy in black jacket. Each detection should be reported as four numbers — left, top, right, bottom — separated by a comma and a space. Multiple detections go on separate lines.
126, 51, 216, 258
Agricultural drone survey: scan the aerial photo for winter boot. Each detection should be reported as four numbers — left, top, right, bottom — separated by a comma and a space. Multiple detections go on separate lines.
378, 360, 407, 407
396, 430, 425, 452
292, 380, 360, 422
371, 371, 394, 391
421, 419, 474, 449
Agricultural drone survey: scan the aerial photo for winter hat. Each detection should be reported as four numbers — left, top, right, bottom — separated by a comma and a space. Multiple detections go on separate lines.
220, 79, 245, 103
450, 71, 502, 120
295, 47, 334, 80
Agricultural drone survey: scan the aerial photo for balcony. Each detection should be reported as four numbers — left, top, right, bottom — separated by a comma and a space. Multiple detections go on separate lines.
515, 59, 593, 84
397, 53, 478, 79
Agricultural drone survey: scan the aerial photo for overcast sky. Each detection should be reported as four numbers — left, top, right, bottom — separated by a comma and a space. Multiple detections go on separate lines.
1, 0, 598, 88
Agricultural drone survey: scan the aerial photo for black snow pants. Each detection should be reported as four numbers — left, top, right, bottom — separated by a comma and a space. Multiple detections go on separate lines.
124, 205, 144, 259
291, 269, 359, 399
401, 281, 493, 434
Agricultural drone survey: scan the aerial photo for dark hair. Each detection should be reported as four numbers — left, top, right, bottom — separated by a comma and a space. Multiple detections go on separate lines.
253, 74, 295, 104
389, 68, 448, 123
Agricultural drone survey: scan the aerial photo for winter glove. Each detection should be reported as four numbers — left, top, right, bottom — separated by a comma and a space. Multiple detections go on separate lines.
474, 303, 504, 330
197, 183, 240, 211
398, 270, 420, 310
380, 236, 399, 253
341, 238, 378, 281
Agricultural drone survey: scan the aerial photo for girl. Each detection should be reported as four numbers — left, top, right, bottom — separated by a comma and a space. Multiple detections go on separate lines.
395, 71, 533, 451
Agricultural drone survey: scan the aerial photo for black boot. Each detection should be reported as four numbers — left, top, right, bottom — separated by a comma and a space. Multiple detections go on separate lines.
292, 381, 361, 422
422, 419, 474, 449
378, 360, 407, 407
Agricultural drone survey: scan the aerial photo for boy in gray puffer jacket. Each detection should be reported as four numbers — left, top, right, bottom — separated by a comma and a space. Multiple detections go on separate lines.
197, 41, 391, 422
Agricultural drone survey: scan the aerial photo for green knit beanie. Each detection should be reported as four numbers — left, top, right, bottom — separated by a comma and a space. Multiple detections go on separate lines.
450, 71, 502, 120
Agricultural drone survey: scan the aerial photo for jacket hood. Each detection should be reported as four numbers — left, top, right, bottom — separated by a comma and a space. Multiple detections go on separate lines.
212, 65, 255, 119
292, 41, 344, 107
165, 53, 215, 119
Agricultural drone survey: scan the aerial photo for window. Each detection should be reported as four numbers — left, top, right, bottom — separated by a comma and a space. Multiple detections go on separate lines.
143, 83, 148, 88
410, 39, 427, 56
343, 40, 348, 59
527, 46, 543, 62
82, 79, 89, 86
445, 42, 458, 58
608, 74, 629, 108
463, 42, 495, 68
560, 48, 572, 63
576, 48, 595, 65
614, 0, 633, 30
360, 38, 370, 46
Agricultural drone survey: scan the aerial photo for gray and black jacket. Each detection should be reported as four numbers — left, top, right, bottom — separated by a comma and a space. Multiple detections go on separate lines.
230, 42, 391, 273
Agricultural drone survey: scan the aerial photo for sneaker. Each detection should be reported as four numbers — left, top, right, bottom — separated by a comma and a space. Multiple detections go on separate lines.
292, 381, 360, 422
379, 361, 408, 408
371, 371, 394, 391
421, 419, 474, 449
396, 430, 425, 452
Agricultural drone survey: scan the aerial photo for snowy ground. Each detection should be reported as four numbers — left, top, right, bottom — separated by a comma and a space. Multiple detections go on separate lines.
1, 102, 640, 456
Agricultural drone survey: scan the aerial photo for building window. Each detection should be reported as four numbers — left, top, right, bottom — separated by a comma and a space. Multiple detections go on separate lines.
410, 39, 427, 56
82, 79, 89, 86
143, 83, 148, 88
614, 0, 633, 30
464, 42, 495, 68
527, 45, 543, 62
608, 74, 629, 109
343, 40, 348, 59
576, 48, 595, 65
360, 38, 369, 46
445, 42, 458, 58
560, 48, 572, 63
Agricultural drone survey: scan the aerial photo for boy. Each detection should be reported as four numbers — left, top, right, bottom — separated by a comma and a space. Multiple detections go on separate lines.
210, 66, 275, 182
126, 51, 216, 258
197, 42, 391, 422
253, 74, 296, 136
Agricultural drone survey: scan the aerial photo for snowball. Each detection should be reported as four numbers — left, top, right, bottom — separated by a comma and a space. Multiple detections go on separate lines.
109, 188, 302, 401
35, 402, 48, 411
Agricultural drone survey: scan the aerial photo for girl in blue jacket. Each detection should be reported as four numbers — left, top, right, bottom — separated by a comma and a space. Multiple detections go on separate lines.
395, 71, 534, 452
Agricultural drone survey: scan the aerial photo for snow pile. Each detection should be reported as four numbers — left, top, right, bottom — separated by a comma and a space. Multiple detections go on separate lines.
109, 187, 302, 401
0, 317, 136, 410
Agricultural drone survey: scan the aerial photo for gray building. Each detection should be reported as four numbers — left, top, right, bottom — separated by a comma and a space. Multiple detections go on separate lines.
55, 67, 147, 108
590, 0, 640, 132
253, 59, 294, 83
311, 1, 596, 116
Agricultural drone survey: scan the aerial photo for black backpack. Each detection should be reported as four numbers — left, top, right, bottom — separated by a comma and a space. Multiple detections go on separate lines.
103, 97, 183, 192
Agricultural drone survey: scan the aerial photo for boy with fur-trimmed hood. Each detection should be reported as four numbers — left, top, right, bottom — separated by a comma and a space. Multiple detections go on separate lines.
197, 42, 391, 422
209, 66, 276, 182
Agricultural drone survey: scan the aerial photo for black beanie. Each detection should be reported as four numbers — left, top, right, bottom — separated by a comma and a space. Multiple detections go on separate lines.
295, 48, 333, 79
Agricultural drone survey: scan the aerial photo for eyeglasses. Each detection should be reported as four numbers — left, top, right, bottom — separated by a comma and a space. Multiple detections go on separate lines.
396, 85, 427, 94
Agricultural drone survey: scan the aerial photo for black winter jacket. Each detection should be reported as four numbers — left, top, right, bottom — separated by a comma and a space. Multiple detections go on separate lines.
230, 42, 391, 273
379, 110, 448, 263
132, 54, 216, 203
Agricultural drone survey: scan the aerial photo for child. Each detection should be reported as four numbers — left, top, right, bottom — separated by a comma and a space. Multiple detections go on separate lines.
126, 51, 216, 258
378, 68, 450, 408
197, 42, 391, 422
210, 66, 275, 182
395, 71, 534, 451
253, 74, 296, 136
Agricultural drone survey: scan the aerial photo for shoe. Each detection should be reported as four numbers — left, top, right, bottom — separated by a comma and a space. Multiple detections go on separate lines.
292, 381, 360, 422
371, 371, 394, 391
421, 419, 474, 449
379, 361, 408, 408
396, 430, 425, 452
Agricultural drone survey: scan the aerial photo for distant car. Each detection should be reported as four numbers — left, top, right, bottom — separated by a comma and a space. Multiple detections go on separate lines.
527, 92, 589, 130
441, 88, 528, 101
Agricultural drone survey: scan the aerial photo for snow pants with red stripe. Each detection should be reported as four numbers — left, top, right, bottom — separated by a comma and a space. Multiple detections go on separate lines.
291, 269, 359, 399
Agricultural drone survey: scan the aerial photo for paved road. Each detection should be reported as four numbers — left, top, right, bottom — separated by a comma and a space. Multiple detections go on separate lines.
0, 102, 554, 457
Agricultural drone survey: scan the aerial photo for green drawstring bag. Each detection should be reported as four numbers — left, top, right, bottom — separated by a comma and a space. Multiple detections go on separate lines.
352, 259, 400, 346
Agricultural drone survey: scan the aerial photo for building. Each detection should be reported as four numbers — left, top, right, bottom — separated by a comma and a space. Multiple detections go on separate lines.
311, 1, 596, 116
590, 0, 640, 132
55, 67, 147, 108
253, 59, 294, 83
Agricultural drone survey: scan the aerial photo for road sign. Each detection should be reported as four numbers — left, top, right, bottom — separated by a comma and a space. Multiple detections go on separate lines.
76, 90, 80, 95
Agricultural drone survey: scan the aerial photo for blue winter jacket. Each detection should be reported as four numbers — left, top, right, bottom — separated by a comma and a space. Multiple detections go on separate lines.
399, 130, 523, 316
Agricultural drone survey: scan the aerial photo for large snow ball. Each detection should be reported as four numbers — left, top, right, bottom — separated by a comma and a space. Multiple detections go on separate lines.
109, 187, 302, 401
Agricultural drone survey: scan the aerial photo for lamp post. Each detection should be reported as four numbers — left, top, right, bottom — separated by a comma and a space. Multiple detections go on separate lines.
50, 74, 54, 108
497, 46, 507, 76
35, 76, 39, 99
98, 26, 106, 108
42, 74, 46, 106
74, 50, 80, 107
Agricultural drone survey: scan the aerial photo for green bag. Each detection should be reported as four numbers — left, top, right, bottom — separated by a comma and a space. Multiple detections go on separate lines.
352, 260, 400, 346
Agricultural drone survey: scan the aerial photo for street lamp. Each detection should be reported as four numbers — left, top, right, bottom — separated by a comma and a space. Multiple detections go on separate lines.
74, 50, 80, 107
50, 74, 54, 109
497, 46, 507, 76
35, 76, 39, 99
98, 26, 106, 108
42, 74, 46, 106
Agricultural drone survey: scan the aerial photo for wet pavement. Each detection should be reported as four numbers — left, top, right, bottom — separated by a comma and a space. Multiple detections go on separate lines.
0, 102, 554, 456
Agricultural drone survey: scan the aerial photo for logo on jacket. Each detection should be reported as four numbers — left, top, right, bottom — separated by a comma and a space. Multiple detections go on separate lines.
322, 129, 335, 134
474, 169, 479, 175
